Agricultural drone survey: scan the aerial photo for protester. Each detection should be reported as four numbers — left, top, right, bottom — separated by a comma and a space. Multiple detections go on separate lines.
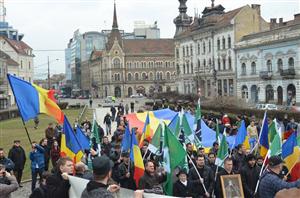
40, 138, 50, 171
240, 154, 260, 198
29, 171, 51, 198
247, 121, 258, 150
45, 123, 56, 148
0, 148, 14, 173
34, 117, 39, 129
232, 144, 246, 172
138, 161, 166, 194
111, 106, 116, 122
209, 141, 219, 155
258, 155, 300, 198
30, 141, 45, 192
0, 164, 18, 198
101, 136, 112, 156
215, 157, 236, 198
207, 152, 224, 175
118, 151, 136, 190
125, 103, 129, 114
188, 155, 214, 197
186, 143, 197, 168
173, 169, 193, 197
75, 162, 93, 180
8, 140, 26, 186
81, 156, 120, 198
103, 113, 112, 136
45, 157, 73, 198
50, 140, 60, 167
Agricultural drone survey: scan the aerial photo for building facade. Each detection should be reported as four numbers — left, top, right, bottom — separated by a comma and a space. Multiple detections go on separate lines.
174, 0, 268, 97
236, 15, 300, 105
87, 3, 175, 98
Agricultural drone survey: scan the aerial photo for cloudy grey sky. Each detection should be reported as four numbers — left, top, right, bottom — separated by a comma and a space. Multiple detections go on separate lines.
4, 0, 300, 79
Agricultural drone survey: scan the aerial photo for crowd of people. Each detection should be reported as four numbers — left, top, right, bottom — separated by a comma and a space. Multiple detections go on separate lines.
0, 102, 300, 198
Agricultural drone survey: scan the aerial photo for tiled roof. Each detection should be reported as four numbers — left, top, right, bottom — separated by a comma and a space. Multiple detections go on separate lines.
1, 37, 33, 56
123, 39, 174, 55
0, 50, 18, 66
90, 50, 103, 61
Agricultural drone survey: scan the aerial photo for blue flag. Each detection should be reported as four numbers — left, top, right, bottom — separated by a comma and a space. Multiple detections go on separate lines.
121, 124, 131, 152
76, 126, 90, 150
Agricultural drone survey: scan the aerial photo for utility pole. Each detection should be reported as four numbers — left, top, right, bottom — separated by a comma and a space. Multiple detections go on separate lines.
47, 56, 50, 89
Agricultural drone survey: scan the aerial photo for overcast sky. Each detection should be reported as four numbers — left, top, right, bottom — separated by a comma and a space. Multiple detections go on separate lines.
4, 0, 300, 79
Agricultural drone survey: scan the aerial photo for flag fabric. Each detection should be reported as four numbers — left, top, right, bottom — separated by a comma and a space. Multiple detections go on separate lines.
282, 132, 300, 171
130, 128, 145, 186
139, 112, 151, 146
269, 133, 281, 156
182, 114, 194, 143
121, 125, 132, 152
148, 124, 162, 154
7, 74, 64, 123
216, 129, 229, 167
259, 112, 269, 158
90, 113, 101, 155
290, 162, 300, 181
233, 120, 249, 149
75, 126, 90, 151
200, 119, 217, 147
269, 120, 278, 143
60, 116, 84, 163
193, 102, 201, 133
163, 124, 186, 196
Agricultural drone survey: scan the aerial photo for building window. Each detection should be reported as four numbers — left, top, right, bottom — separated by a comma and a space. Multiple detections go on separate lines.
198, 43, 200, 55
113, 58, 121, 68
149, 72, 153, 80
114, 73, 120, 81
222, 37, 226, 49
166, 72, 171, 80
251, 62, 256, 74
197, 59, 201, 70
183, 63, 186, 74
190, 45, 193, 56
203, 59, 206, 68
176, 64, 180, 74
127, 73, 132, 81
135, 73, 139, 81
28, 61, 31, 69
223, 79, 228, 95
209, 40, 211, 53
142, 73, 147, 80
191, 62, 193, 74
277, 59, 283, 71
182, 47, 185, 57
228, 36, 231, 48
217, 39, 220, 50
228, 57, 232, 70
241, 63, 246, 75
218, 58, 221, 70
267, 60, 272, 72
288, 57, 294, 68
223, 58, 226, 70
20, 60, 23, 69
203, 42, 206, 54
242, 85, 248, 99
186, 46, 189, 56
176, 48, 179, 58
186, 62, 190, 74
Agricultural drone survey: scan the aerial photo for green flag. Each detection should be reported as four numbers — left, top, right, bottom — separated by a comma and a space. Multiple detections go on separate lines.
216, 130, 228, 167
148, 124, 162, 154
163, 124, 186, 196
173, 115, 181, 138
182, 114, 194, 143
270, 133, 281, 156
269, 120, 278, 143
91, 115, 100, 144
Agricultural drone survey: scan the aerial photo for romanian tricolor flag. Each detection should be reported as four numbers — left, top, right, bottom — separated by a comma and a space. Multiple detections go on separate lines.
7, 74, 64, 124
282, 132, 300, 171
60, 115, 84, 163
130, 128, 145, 187
259, 112, 269, 158
139, 112, 151, 146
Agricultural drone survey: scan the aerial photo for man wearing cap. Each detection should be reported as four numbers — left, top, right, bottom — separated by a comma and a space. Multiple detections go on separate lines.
118, 151, 136, 190
173, 169, 193, 197
258, 155, 300, 198
8, 140, 26, 187
240, 154, 260, 198
81, 156, 120, 198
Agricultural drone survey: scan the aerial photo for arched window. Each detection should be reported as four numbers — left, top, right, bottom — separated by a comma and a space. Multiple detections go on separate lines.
228, 57, 232, 70
267, 60, 272, 72
203, 41, 206, 54
197, 59, 201, 70
142, 73, 147, 80
222, 37, 226, 49
217, 39, 220, 50
182, 47, 185, 57
209, 58, 212, 67
159, 72, 163, 80
228, 36, 231, 48
134, 73, 139, 81
251, 62, 256, 74
208, 40, 211, 52
183, 63, 186, 74
197, 43, 201, 55
166, 72, 171, 80
190, 45, 193, 56
277, 59, 283, 71
203, 59, 206, 68
223, 58, 226, 70
186, 46, 189, 56
242, 85, 248, 99
288, 57, 294, 68
218, 58, 221, 70
186, 62, 190, 74
127, 73, 132, 81
191, 62, 193, 74
113, 58, 121, 68
241, 63, 246, 75
176, 64, 180, 74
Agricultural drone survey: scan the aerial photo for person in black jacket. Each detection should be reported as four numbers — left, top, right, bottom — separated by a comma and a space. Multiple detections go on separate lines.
45, 157, 73, 198
240, 154, 260, 198
8, 140, 26, 187
215, 157, 236, 198
232, 144, 246, 173
173, 169, 193, 197
188, 155, 214, 197
118, 152, 136, 190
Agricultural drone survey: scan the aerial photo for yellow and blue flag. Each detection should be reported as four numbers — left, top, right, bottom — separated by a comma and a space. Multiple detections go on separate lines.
282, 132, 300, 171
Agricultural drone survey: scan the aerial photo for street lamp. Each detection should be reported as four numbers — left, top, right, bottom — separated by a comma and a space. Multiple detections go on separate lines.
47, 56, 59, 89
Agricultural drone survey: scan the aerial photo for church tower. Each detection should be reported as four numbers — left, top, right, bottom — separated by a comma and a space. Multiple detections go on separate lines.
173, 0, 192, 37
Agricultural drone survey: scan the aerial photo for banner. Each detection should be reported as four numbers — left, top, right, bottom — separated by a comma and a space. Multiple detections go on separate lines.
68, 176, 178, 198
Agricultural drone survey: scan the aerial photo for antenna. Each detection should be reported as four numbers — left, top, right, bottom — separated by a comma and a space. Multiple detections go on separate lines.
0, 0, 6, 22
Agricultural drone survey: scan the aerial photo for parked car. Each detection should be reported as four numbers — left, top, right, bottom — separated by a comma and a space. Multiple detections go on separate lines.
130, 93, 144, 98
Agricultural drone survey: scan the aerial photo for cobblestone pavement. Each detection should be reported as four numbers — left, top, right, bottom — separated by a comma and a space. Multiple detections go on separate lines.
11, 181, 31, 198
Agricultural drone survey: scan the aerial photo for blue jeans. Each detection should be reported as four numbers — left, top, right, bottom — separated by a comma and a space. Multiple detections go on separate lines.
249, 137, 257, 150
31, 168, 44, 192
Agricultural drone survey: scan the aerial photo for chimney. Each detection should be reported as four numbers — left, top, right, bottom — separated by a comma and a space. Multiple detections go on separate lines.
270, 18, 277, 29
294, 13, 300, 21
279, 18, 283, 26
251, 4, 261, 16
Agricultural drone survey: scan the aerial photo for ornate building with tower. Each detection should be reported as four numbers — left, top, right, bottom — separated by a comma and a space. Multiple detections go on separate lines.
88, 3, 175, 98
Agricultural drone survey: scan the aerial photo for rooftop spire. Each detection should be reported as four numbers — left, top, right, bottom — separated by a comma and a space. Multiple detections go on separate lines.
112, 0, 118, 29
211, 0, 215, 8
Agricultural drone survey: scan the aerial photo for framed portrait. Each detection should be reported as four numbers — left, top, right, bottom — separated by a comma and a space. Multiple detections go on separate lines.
220, 174, 244, 198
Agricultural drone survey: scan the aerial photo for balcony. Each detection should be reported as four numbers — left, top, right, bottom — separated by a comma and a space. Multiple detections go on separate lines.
259, 71, 273, 80
280, 68, 296, 79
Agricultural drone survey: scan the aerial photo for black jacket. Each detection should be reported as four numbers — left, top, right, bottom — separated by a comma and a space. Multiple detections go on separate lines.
215, 169, 236, 198
118, 162, 136, 190
240, 164, 260, 198
8, 145, 26, 170
138, 171, 167, 194
188, 165, 214, 196
81, 180, 114, 198
233, 152, 246, 172
45, 171, 70, 198
173, 180, 193, 197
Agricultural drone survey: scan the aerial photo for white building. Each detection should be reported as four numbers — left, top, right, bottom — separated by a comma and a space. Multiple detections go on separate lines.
236, 15, 300, 105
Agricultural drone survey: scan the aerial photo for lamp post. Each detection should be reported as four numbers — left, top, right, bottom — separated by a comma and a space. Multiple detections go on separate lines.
47, 57, 59, 89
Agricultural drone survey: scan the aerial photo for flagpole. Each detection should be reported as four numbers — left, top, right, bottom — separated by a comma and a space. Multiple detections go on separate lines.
186, 154, 208, 195
251, 111, 267, 154
20, 118, 32, 145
